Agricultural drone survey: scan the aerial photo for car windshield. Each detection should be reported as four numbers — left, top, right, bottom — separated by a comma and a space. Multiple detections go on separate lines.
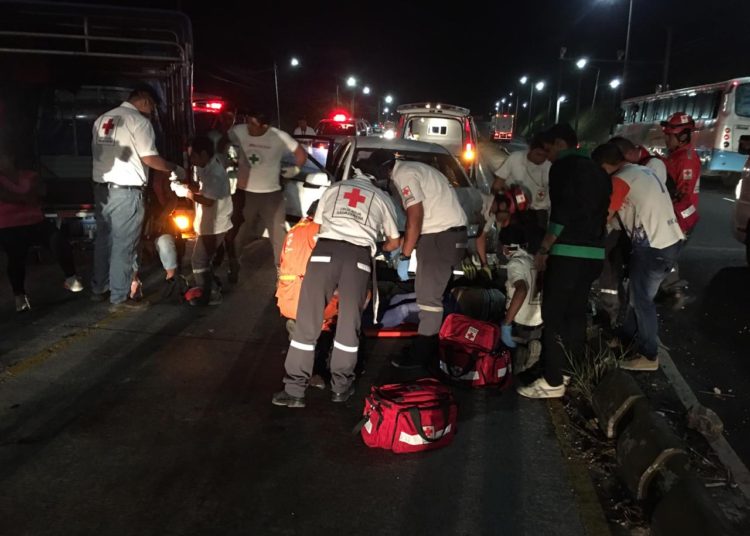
735, 83, 750, 118
352, 149, 470, 188
317, 121, 356, 135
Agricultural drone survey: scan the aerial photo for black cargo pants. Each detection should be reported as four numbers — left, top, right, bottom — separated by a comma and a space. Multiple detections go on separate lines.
283, 238, 371, 398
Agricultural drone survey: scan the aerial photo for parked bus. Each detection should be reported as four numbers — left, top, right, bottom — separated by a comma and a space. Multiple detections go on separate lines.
0, 1, 194, 238
614, 77, 750, 184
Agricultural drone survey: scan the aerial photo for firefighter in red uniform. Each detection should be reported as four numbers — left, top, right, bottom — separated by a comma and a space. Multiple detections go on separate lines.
660, 112, 701, 307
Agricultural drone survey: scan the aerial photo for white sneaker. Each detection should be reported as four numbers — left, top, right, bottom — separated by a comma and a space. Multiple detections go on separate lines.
517, 377, 566, 399
563, 375, 571, 386
64, 276, 84, 293
15, 295, 31, 312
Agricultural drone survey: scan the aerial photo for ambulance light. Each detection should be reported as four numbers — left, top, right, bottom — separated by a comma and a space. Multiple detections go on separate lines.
333, 113, 348, 122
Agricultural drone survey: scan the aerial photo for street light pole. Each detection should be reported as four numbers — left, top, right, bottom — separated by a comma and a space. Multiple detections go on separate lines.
591, 67, 601, 110
622, 0, 634, 98
273, 61, 281, 128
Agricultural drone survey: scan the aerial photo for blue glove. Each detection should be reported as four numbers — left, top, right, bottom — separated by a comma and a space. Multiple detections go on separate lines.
501, 323, 516, 348
397, 259, 410, 281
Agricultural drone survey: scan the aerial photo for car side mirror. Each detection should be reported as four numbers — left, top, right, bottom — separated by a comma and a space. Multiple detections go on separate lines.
305, 172, 330, 187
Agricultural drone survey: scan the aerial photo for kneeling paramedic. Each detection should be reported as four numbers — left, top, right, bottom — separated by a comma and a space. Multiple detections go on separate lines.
389, 159, 468, 369
272, 172, 401, 407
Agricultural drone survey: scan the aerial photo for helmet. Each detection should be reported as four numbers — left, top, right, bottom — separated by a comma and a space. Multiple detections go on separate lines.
504, 184, 530, 214
660, 112, 695, 134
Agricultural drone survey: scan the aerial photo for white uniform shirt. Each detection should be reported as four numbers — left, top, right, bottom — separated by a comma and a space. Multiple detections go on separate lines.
505, 250, 542, 327
229, 125, 299, 193
92, 101, 159, 186
643, 156, 668, 185
612, 163, 685, 250
293, 126, 316, 135
392, 160, 467, 234
315, 176, 401, 255
194, 155, 233, 236
493, 150, 551, 210
480, 193, 495, 234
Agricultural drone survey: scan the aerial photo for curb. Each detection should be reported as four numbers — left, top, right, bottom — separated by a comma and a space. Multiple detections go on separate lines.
590, 369, 738, 534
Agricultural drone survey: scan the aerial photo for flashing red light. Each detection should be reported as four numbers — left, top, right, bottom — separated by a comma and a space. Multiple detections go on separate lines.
333, 113, 348, 122
192, 100, 225, 113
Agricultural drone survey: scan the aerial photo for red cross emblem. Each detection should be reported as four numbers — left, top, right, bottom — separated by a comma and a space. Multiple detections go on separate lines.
402, 186, 412, 197
343, 187, 366, 208
102, 118, 116, 135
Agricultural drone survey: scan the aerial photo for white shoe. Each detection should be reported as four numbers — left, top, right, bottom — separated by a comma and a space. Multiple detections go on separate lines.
517, 377, 566, 399
64, 276, 84, 293
15, 295, 31, 312
563, 375, 571, 386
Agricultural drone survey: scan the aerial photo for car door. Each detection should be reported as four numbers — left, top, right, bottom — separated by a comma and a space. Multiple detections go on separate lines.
282, 136, 334, 219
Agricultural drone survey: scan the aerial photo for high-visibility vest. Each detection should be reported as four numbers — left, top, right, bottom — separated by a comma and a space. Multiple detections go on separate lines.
275, 217, 338, 324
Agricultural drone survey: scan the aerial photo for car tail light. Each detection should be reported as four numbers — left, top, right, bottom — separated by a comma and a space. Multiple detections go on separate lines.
463, 142, 475, 161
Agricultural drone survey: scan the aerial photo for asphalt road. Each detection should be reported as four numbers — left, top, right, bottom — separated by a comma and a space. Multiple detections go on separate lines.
0, 239, 587, 535
657, 180, 750, 463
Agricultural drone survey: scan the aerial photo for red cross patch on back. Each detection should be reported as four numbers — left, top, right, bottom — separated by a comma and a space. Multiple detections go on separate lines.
333, 184, 374, 224
96, 116, 119, 145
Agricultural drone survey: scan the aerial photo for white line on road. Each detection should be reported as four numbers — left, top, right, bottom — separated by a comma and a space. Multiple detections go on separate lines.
722, 197, 737, 203
658, 343, 750, 500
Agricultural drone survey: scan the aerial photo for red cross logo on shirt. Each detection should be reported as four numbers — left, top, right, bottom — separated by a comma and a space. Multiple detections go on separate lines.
343, 187, 366, 208
102, 118, 116, 135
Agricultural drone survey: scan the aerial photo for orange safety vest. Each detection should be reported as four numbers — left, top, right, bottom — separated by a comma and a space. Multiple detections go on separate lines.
275, 217, 338, 326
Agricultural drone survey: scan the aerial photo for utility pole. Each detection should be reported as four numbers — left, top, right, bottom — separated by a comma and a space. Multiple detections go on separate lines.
621, 0, 634, 100
662, 26, 673, 90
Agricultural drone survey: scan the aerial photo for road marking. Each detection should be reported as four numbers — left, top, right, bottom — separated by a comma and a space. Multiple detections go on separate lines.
658, 343, 750, 500
2, 313, 119, 381
722, 198, 736, 203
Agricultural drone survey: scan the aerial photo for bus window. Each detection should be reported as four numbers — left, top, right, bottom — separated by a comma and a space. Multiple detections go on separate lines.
735, 83, 750, 118
640, 101, 652, 123
683, 94, 697, 117
653, 99, 665, 122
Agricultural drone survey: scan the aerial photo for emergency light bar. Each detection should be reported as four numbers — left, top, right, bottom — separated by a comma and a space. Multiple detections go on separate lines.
192, 100, 225, 113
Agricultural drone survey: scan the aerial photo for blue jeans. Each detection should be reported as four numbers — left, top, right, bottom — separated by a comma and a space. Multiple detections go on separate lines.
619, 241, 682, 359
92, 185, 145, 304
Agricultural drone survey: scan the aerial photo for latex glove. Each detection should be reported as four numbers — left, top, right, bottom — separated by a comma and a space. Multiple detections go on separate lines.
386, 247, 402, 268
501, 323, 517, 348
281, 165, 300, 179
479, 265, 493, 282
396, 259, 410, 281
170, 181, 190, 198
461, 258, 477, 280
170, 165, 186, 182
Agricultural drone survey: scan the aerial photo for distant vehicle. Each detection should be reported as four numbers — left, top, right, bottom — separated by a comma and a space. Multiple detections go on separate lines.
0, 1, 193, 238
316, 114, 372, 138
614, 77, 750, 185
490, 113, 514, 141
395, 103, 480, 184
192, 93, 234, 134
733, 157, 750, 264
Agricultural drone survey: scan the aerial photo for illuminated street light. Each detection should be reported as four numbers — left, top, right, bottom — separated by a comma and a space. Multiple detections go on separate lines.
385, 94, 393, 104
346, 76, 357, 87
273, 56, 302, 128
535, 81, 545, 91
576, 57, 588, 70
555, 94, 568, 123
522, 102, 528, 108
520, 76, 528, 85
363, 86, 371, 95
495, 100, 500, 107
290, 57, 300, 67
383, 107, 389, 113
609, 78, 622, 89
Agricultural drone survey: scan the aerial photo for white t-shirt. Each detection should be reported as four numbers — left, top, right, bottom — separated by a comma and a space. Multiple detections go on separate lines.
229, 125, 299, 193
493, 150, 551, 210
194, 155, 233, 236
293, 126, 316, 135
611, 163, 684, 250
480, 193, 495, 234
505, 250, 542, 327
92, 101, 159, 186
315, 176, 401, 255
392, 160, 467, 234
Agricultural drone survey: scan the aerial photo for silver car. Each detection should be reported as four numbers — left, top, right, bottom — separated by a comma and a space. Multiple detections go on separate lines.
732, 156, 750, 265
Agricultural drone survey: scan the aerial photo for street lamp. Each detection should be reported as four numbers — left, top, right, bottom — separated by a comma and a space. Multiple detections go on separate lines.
528, 81, 545, 133
520, 76, 528, 85
273, 56, 301, 128
576, 57, 588, 70
363, 86, 371, 95
575, 58, 588, 131
522, 102, 528, 108
609, 78, 622, 89
385, 94, 393, 104
556, 95, 568, 123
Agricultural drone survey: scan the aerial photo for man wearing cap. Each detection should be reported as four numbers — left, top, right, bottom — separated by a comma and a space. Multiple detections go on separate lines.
229, 111, 307, 272
519, 124, 611, 399
272, 171, 401, 408
91, 85, 186, 311
389, 159, 468, 369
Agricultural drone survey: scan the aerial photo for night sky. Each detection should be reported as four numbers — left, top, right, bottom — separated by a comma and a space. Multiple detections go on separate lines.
80, 0, 750, 123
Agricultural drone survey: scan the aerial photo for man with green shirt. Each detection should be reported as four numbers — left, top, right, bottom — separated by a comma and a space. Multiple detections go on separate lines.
517, 124, 611, 399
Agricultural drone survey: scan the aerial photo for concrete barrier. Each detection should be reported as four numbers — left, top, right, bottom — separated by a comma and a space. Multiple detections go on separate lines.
591, 369, 645, 439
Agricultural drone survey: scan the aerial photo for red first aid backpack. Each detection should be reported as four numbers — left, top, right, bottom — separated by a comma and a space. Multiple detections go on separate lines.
438, 313, 512, 388
359, 379, 457, 454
